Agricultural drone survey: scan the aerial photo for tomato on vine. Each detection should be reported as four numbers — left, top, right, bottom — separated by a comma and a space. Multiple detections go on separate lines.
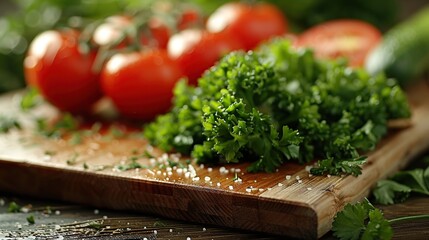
24, 29, 101, 113
168, 29, 244, 85
101, 49, 183, 120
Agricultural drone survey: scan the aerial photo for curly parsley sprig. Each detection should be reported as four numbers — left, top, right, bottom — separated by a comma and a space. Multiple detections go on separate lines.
144, 38, 411, 175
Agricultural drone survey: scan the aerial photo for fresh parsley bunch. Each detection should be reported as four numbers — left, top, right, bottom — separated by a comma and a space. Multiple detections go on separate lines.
144, 39, 411, 175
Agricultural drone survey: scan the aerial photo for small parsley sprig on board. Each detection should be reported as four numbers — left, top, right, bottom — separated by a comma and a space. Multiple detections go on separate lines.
145, 39, 411, 175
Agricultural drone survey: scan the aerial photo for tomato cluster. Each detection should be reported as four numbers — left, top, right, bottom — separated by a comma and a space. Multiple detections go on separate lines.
24, 2, 288, 120
23, 1, 381, 121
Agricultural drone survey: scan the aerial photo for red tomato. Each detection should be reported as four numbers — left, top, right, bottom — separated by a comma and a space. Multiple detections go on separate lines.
24, 30, 101, 113
177, 9, 204, 30
295, 19, 382, 67
206, 2, 288, 50
168, 29, 244, 85
101, 49, 183, 120
140, 17, 170, 49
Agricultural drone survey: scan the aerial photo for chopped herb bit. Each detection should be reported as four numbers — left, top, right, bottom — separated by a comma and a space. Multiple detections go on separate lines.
116, 159, 146, 171
153, 221, 166, 227
143, 150, 154, 158
90, 122, 102, 134
66, 152, 79, 166
7, 201, 21, 213
44, 206, 52, 215
167, 158, 178, 168
20, 88, 41, 111
0, 116, 21, 133
87, 221, 103, 230
83, 162, 89, 170
131, 149, 139, 155
232, 172, 239, 182
108, 125, 125, 138
26, 215, 35, 224
36, 113, 80, 139
69, 132, 82, 145
44, 150, 57, 156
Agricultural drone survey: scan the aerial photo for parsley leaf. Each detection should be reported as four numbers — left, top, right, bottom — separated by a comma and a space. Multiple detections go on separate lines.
361, 208, 393, 240
332, 199, 392, 240
373, 166, 429, 204
373, 180, 411, 205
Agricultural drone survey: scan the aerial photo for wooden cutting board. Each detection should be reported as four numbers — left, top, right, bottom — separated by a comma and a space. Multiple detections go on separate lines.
1, 81, 429, 239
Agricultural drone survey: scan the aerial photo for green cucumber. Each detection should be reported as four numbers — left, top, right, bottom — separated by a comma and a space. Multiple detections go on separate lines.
365, 6, 429, 86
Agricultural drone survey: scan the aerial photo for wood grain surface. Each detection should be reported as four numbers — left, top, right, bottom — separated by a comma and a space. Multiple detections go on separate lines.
1, 81, 429, 239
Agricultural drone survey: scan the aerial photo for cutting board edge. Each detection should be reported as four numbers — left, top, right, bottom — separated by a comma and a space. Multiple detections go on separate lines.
0, 159, 321, 239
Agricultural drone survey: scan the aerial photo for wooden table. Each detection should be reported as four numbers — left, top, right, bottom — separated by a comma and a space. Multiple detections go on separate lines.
0, 195, 428, 239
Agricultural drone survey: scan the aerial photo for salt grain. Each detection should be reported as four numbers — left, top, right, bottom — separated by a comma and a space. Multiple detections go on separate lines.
207, 167, 213, 172
228, 185, 234, 190
94, 209, 99, 215
204, 176, 211, 182
307, 187, 312, 191
192, 176, 200, 182
55, 210, 61, 215
285, 175, 291, 180
278, 183, 284, 187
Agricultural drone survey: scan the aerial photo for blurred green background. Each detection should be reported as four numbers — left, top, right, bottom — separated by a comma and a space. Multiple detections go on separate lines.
0, 0, 424, 94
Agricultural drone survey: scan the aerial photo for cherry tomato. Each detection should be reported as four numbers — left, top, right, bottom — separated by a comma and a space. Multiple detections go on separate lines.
178, 9, 204, 30
101, 49, 183, 120
295, 19, 382, 67
168, 29, 244, 85
140, 17, 170, 49
206, 2, 288, 50
24, 29, 101, 113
